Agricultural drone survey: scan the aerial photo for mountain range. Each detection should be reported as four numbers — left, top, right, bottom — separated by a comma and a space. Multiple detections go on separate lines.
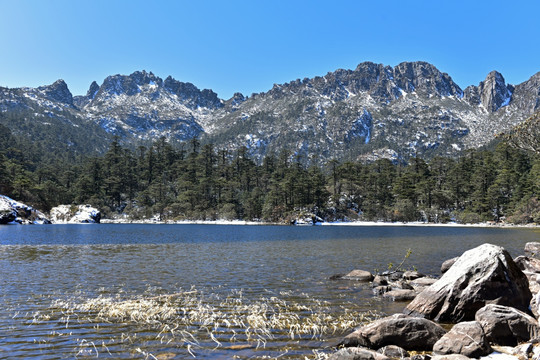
1, 61, 539, 163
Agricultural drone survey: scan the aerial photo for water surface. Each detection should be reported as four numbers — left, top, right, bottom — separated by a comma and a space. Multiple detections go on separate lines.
0, 224, 538, 359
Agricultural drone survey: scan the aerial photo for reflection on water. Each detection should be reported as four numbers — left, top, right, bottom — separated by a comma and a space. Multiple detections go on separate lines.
0, 224, 538, 358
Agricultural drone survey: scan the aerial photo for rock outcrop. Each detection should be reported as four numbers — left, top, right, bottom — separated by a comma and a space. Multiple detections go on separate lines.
330, 243, 540, 360
404, 243, 532, 322
49, 204, 101, 223
0, 195, 50, 224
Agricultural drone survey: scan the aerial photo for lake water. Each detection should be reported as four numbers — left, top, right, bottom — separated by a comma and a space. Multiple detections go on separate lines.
0, 224, 539, 359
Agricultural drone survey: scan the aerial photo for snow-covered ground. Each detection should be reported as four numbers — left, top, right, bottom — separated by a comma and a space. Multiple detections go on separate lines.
49, 204, 101, 223
100, 218, 538, 228
0, 195, 50, 224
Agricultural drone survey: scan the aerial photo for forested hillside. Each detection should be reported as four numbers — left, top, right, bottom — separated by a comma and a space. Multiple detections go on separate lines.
1, 117, 538, 224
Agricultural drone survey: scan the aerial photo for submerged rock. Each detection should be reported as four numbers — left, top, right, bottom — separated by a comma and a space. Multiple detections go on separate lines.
404, 243, 531, 322
50, 204, 101, 223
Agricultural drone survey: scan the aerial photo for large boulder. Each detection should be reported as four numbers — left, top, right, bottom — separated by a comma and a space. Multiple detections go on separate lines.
50, 204, 101, 223
475, 304, 539, 346
340, 314, 446, 351
404, 244, 532, 323
0, 195, 50, 224
433, 321, 491, 358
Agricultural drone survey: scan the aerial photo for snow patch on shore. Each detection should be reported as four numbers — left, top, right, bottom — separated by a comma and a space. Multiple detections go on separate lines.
50, 205, 101, 224
0, 195, 50, 224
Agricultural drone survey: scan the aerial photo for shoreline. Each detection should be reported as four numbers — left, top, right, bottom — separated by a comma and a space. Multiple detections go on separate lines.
98, 218, 540, 229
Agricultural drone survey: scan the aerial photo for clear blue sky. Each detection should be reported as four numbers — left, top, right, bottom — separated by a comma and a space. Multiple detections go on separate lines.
1, 0, 539, 99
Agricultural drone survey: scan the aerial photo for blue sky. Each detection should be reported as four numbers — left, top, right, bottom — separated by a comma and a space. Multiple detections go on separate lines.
1, 0, 539, 99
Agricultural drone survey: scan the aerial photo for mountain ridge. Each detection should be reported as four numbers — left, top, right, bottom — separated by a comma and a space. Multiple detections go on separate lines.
1, 61, 539, 163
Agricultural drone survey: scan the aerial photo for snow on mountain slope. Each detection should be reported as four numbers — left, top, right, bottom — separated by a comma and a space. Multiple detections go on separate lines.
1, 62, 539, 163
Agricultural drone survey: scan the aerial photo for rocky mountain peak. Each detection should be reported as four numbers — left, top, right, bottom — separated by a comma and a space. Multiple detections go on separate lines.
38, 79, 73, 105
163, 76, 222, 109
464, 71, 512, 112
94, 70, 164, 100
393, 61, 463, 97
86, 81, 100, 99
480, 71, 512, 112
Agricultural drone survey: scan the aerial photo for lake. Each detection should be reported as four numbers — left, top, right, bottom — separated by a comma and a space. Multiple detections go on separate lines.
0, 224, 539, 359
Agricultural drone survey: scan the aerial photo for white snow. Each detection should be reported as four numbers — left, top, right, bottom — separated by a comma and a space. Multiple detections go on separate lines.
50, 204, 100, 224
451, 143, 462, 151
0, 194, 50, 224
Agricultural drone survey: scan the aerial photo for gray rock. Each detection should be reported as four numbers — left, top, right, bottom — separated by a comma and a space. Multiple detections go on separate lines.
381, 271, 404, 281
530, 288, 540, 318
377, 345, 409, 358
373, 275, 389, 286
340, 314, 446, 351
514, 255, 540, 273
404, 244, 532, 322
343, 270, 374, 282
392, 281, 414, 290
409, 356, 431, 360
430, 355, 470, 360
373, 286, 393, 295
432, 321, 491, 358
475, 304, 539, 346
382, 289, 417, 301
403, 271, 424, 280
411, 277, 438, 287
329, 273, 346, 280
512, 343, 535, 359
524, 242, 540, 258
441, 257, 458, 274
328, 347, 390, 360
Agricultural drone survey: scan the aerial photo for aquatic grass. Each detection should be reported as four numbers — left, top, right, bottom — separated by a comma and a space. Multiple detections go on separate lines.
31, 287, 378, 358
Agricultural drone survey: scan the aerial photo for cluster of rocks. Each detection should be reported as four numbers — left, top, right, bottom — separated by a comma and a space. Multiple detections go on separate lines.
333, 267, 437, 303
0, 195, 101, 224
0, 195, 50, 224
329, 243, 540, 360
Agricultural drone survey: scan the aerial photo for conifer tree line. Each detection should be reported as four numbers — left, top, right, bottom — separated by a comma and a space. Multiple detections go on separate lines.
1, 127, 539, 224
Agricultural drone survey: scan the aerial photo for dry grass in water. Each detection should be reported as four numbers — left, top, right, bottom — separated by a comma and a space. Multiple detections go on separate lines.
46, 287, 376, 358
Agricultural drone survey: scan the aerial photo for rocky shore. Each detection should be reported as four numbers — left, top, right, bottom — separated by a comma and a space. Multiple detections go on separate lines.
328, 242, 540, 360
0, 195, 50, 224
0, 195, 100, 224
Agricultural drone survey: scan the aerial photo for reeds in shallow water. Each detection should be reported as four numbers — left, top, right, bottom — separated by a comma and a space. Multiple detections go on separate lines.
31, 287, 377, 358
